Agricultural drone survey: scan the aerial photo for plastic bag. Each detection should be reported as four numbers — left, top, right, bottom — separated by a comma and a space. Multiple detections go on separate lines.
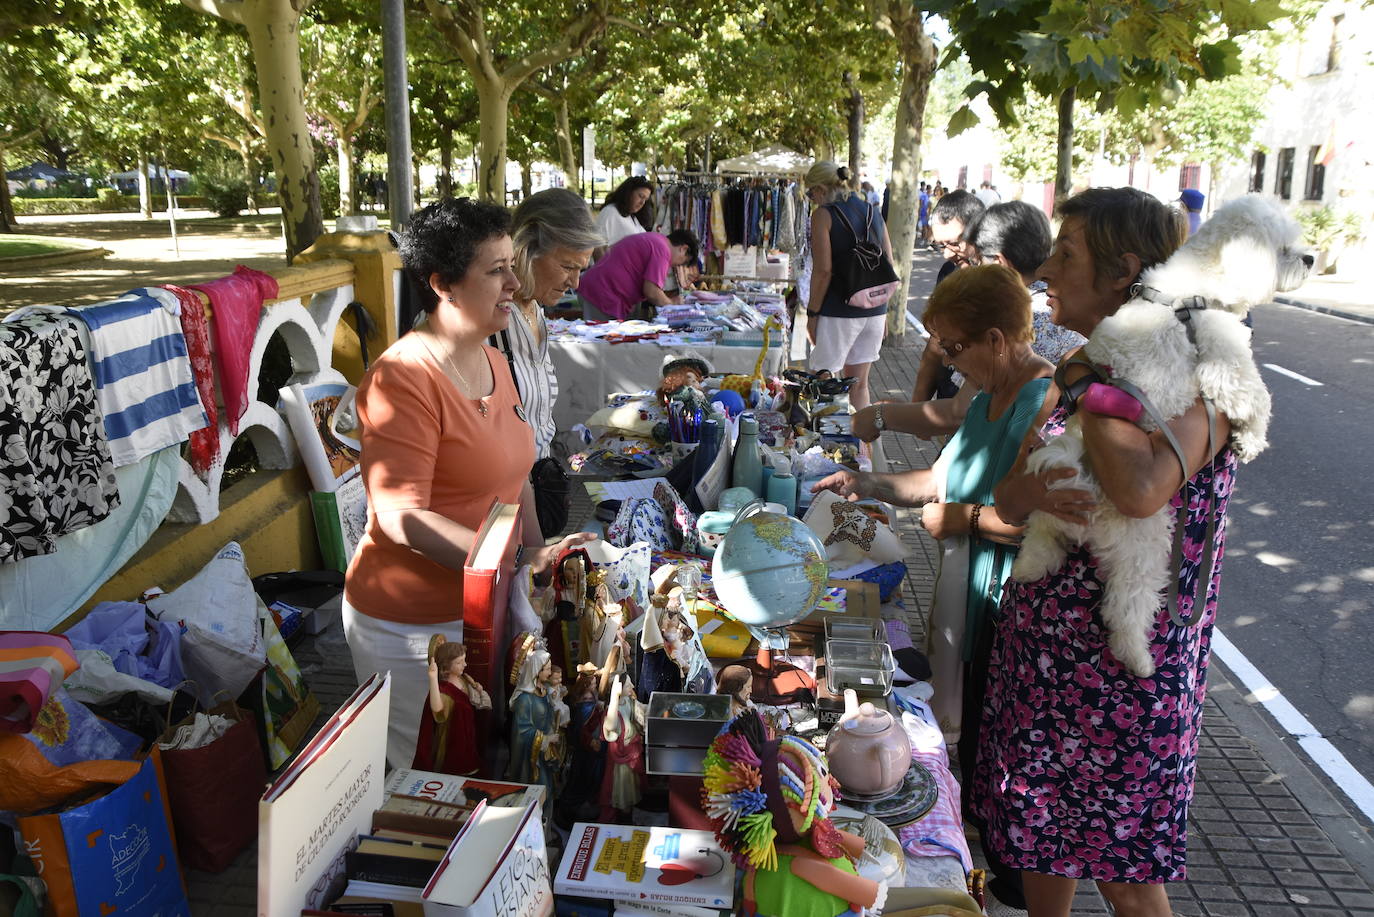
63, 602, 186, 690
146, 542, 267, 707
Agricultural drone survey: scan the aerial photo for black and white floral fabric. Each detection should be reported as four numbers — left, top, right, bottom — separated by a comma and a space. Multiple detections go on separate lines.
0, 313, 119, 563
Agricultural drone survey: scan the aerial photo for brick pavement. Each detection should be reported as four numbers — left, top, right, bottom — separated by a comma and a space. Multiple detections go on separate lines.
185, 250, 1374, 916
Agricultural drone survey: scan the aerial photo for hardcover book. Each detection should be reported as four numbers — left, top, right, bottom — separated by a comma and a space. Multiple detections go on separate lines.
421, 798, 553, 917
553, 824, 734, 910
257, 673, 391, 917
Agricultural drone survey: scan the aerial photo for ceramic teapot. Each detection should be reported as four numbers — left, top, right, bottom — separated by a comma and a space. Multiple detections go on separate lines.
825, 689, 911, 798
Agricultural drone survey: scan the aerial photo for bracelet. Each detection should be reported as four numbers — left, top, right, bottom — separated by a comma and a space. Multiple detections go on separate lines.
969, 503, 984, 539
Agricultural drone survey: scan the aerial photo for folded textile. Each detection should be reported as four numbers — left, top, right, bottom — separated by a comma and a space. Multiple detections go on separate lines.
67, 287, 207, 467
190, 265, 279, 435
162, 284, 220, 475
0, 632, 79, 733
0, 312, 120, 562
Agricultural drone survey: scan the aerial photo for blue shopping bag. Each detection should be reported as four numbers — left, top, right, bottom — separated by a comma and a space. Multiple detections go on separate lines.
19, 749, 190, 917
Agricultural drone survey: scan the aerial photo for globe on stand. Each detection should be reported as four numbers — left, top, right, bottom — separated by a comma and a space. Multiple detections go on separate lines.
711, 502, 829, 679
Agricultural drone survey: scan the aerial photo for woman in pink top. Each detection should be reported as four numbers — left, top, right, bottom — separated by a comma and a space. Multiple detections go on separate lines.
343, 197, 593, 768
577, 229, 699, 321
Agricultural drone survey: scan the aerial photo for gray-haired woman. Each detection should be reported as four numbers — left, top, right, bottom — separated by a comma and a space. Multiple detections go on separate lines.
494, 188, 602, 465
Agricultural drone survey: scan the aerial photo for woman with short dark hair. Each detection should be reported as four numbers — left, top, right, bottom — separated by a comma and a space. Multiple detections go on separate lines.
343, 197, 592, 768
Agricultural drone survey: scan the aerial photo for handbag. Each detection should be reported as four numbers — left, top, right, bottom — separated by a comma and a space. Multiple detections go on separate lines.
158, 687, 267, 873
530, 455, 571, 538
827, 201, 901, 309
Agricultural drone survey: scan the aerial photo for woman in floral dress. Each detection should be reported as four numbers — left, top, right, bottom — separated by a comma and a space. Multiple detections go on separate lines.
974, 188, 1235, 917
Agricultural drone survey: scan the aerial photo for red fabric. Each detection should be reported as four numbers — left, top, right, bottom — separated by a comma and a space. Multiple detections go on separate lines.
188, 265, 278, 435
411, 680, 479, 775
162, 285, 219, 474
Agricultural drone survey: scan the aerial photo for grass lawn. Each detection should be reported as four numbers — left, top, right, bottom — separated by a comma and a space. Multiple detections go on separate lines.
0, 234, 88, 258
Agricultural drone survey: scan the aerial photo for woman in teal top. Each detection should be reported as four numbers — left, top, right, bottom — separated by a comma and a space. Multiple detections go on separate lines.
811, 264, 1057, 909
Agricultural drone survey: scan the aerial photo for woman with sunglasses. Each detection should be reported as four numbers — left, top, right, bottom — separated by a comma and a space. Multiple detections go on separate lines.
811, 263, 1056, 911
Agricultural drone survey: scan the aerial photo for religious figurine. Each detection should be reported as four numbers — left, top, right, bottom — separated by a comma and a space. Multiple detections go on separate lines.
508, 633, 561, 793
701, 712, 887, 917
599, 673, 646, 823
548, 664, 570, 730
717, 664, 754, 719
413, 637, 491, 776
581, 569, 628, 672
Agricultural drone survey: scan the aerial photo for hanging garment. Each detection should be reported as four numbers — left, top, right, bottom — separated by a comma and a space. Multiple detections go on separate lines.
0, 312, 120, 563
776, 188, 797, 254
189, 265, 278, 435
711, 190, 728, 250
161, 285, 219, 476
66, 288, 207, 468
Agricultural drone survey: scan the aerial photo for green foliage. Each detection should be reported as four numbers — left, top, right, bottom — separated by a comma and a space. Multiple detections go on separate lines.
1296, 205, 1364, 251
95, 187, 121, 208
200, 175, 250, 218
317, 163, 341, 220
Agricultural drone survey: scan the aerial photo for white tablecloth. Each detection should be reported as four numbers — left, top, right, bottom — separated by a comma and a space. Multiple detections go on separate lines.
549, 338, 786, 429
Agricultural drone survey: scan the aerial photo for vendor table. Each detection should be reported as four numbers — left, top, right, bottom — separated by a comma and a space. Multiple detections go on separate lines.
549, 336, 786, 430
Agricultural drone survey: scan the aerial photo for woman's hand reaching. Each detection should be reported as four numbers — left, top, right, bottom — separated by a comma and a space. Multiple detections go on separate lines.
811, 469, 872, 502
528, 531, 598, 585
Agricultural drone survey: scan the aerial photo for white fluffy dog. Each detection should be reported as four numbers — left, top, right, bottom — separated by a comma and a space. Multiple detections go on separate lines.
1011, 195, 1311, 676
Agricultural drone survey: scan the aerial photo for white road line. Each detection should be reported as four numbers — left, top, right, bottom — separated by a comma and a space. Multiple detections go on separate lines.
1212, 628, 1374, 823
1263, 363, 1323, 386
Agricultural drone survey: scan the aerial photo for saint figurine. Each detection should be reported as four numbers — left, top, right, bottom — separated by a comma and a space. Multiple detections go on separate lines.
599, 674, 646, 823
413, 637, 491, 775
508, 633, 561, 792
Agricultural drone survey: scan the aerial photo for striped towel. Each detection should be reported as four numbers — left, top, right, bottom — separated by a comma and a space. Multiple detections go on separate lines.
0, 631, 78, 733
68, 288, 208, 467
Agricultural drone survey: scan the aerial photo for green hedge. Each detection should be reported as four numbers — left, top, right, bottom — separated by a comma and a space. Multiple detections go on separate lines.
12, 195, 210, 215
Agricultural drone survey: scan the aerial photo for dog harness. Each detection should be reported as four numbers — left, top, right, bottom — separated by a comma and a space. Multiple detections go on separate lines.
1053, 286, 1221, 627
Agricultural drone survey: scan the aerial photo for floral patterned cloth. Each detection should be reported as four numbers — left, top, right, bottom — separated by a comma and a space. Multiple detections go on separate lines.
1029, 284, 1086, 367
0, 313, 119, 563
971, 428, 1238, 884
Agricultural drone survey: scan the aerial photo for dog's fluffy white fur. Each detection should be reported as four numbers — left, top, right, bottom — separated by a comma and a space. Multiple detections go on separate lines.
1011, 195, 1310, 676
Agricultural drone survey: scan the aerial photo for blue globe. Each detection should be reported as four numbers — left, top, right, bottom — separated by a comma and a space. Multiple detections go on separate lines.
711, 511, 829, 630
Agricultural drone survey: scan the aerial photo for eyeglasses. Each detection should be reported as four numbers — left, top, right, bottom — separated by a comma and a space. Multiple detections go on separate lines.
933, 335, 969, 357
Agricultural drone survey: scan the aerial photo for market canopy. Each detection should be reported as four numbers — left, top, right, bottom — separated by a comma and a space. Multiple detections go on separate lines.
5, 161, 79, 182
109, 166, 192, 181
715, 145, 811, 176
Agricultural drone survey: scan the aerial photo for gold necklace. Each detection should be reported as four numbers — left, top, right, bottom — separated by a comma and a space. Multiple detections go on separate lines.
423, 329, 489, 417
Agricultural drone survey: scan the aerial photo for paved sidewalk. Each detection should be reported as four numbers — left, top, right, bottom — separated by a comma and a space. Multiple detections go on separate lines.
1275, 270, 1374, 326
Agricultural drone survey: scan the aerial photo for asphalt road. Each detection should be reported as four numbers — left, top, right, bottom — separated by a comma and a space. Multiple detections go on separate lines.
1217, 300, 1374, 790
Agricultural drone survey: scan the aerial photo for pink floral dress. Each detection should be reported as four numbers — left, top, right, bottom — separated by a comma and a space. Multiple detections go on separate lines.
971, 408, 1238, 884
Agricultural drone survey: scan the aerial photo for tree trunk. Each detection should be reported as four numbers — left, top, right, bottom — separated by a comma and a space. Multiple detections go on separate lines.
475, 78, 510, 203
439, 132, 454, 198
520, 161, 532, 200
240, 143, 259, 213
885, 18, 937, 336
814, 135, 834, 162
845, 71, 864, 180
0, 147, 15, 232
138, 156, 153, 219
338, 135, 355, 215
554, 99, 578, 188
1053, 85, 1076, 211
412, 155, 423, 208
240, 2, 323, 261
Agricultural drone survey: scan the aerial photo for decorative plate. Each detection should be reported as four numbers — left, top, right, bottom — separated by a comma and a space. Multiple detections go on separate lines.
672, 700, 706, 719
839, 759, 939, 828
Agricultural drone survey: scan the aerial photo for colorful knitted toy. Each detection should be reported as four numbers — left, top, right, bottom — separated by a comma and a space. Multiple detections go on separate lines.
701, 712, 886, 917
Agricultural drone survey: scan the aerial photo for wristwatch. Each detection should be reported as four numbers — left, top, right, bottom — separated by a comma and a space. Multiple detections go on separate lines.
872, 403, 886, 432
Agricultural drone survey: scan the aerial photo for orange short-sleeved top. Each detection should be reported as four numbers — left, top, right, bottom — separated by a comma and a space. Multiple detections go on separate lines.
344, 334, 534, 624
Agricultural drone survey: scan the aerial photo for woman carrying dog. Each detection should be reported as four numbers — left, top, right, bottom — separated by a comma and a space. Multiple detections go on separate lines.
972, 188, 1227, 917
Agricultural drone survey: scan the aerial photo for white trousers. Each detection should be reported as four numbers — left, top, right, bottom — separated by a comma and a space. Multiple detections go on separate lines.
342, 599, 464, 770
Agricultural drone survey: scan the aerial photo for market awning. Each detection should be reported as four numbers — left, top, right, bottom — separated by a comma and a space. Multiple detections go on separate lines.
715, 145, 812, 176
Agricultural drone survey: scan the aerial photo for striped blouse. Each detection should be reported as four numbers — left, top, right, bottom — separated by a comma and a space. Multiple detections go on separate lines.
492, 304, 558, 459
